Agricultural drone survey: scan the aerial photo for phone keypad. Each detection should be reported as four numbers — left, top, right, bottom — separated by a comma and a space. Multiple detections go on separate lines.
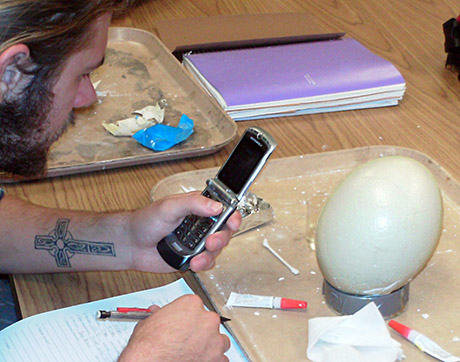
174, 214, 217, 251
171, 188, 226, 251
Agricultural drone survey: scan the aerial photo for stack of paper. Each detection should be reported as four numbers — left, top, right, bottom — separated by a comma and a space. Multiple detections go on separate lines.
183, 38, 406, 121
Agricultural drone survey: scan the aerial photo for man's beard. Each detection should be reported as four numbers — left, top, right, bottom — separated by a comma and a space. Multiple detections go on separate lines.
0, 83, 73, 178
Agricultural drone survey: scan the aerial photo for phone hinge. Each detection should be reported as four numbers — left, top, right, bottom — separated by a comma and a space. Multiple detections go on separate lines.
206, 179, 239, 207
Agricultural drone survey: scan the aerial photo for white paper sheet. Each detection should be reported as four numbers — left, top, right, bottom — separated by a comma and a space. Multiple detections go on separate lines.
307, 302, 403, 362
0, 279, 247, 362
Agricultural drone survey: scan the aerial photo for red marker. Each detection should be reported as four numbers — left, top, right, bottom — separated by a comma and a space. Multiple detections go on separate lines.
389, 320, 460, 361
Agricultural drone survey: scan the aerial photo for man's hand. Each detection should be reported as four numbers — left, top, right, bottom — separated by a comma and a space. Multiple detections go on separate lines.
127, 192, 242, 273
118, 294, 230, 362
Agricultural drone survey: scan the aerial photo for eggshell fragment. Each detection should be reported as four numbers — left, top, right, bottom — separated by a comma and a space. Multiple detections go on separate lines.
315, 156, 443, 295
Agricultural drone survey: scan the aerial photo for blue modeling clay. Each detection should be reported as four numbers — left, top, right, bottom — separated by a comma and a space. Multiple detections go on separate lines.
132, 114, 194, 151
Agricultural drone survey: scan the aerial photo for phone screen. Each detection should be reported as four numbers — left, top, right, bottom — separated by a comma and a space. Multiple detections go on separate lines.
217, 132, 268, 194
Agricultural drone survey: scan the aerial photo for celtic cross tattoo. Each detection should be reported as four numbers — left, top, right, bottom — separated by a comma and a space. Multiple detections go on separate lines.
35, 218, 116, 268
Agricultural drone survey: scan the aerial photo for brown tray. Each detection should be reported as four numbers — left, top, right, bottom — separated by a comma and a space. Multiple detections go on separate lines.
150, 146, 460, 361
4, 27, 236, 182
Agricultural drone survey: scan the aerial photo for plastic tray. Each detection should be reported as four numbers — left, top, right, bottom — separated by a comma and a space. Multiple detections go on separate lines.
151, 146, 460, 361
3, 27, 236, 182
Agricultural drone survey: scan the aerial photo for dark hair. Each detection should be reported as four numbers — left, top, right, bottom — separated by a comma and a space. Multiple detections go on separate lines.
0, 0, 131, 88
0, 0, 132, 178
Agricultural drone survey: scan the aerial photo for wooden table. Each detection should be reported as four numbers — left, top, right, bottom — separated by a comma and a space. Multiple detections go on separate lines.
5, 0, 460, 359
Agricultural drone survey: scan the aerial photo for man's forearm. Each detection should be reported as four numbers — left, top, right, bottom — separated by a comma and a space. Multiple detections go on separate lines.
0, 195, 133, 274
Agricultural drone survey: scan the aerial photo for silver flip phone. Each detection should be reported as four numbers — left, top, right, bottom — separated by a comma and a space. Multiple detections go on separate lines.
157, 127, 276, 270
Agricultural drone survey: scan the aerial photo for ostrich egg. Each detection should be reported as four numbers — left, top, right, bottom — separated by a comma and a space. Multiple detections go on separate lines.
315, 156, 443, 295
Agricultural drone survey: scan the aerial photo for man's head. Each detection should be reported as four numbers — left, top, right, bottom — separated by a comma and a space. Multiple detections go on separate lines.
0, 0, 129, 177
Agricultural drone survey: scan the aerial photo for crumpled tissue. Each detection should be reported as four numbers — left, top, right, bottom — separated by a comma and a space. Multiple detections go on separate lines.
307, 302, 404, 362
132, 114, 194, 151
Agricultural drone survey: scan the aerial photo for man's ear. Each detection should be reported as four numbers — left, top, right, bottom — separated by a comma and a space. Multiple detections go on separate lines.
0, 44, 30, 102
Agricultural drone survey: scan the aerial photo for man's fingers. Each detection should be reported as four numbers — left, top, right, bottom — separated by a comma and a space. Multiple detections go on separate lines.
147, 305, 161, 313
189, 252, 216, 271
226, 211, 242, 232
156, 192, 223, 222
221, 334, 231, 353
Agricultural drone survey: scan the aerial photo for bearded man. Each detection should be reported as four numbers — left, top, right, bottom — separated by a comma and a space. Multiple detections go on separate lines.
0, 2, 240, 361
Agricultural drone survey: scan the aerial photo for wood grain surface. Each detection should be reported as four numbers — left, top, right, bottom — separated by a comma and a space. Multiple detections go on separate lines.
4, 0, 460, 357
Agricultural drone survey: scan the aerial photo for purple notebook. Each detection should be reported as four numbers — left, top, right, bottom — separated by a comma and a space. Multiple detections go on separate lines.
183, 38, 405, 110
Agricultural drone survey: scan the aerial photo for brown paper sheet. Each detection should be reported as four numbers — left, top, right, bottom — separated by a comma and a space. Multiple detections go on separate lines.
157, 13, 345, 60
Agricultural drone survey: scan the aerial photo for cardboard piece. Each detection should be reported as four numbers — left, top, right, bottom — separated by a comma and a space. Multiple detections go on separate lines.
157, 13, 345, 60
